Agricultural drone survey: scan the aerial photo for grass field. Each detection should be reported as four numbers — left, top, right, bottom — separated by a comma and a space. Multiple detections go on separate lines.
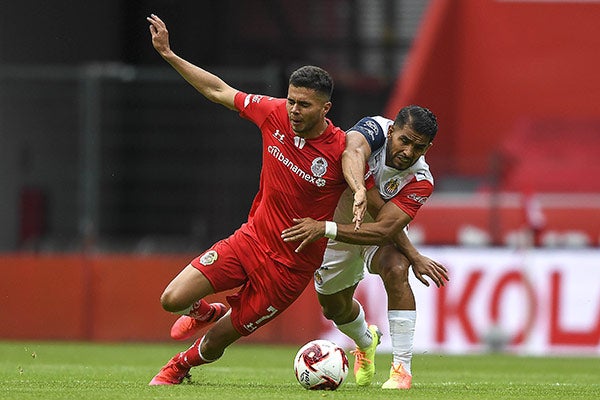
1, 341, 599, 400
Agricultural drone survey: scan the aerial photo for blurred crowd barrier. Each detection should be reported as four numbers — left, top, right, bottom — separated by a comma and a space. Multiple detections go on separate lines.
410, 193, 600, 247
2, 249, 599, 355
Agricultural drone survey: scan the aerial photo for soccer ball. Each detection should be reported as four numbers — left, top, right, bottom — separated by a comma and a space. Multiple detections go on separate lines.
293, 339, 349, 390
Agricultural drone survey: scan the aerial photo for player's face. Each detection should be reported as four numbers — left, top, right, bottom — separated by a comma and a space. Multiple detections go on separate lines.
385, 124, 432, 170
286, 85, 331, 138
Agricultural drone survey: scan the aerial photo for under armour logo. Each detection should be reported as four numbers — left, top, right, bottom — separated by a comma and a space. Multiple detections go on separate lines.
273, 130, 285, 143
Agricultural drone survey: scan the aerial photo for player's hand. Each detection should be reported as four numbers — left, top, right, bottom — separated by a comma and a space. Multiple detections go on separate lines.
281, 218, 325, 253
352, 188, 367, 230
147, 14, 172, 57
411, 254, 449, 288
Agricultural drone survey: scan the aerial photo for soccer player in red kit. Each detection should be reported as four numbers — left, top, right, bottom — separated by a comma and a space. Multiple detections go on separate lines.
146, 14, 347, 385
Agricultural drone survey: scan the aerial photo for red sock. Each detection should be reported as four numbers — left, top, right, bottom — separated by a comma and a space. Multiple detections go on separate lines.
188, 300, 213, 320
179, 336, 217, 367
179, 338, 204, 367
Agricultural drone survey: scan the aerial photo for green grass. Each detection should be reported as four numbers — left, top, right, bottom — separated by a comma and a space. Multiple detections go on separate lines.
1, 341, 599, 400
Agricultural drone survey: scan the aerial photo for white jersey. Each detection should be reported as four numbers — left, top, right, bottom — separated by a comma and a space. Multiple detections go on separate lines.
315, 116, 434, 295
333, 116, 433, 225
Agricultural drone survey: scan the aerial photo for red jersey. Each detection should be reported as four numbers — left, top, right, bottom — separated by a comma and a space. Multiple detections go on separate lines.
233, 91, 347, 271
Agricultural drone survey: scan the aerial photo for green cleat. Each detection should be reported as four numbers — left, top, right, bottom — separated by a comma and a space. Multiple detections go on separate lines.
350, 324, 382, 386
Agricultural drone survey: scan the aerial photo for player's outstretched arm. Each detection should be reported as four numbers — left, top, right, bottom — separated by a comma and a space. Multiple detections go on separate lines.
342, 131, 372, 230
281, 210, 449, 287
147, 14, 238, 110
281, 197, 406, 252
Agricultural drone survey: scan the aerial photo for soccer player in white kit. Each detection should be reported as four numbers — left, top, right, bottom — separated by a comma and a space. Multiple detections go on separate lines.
282, 105, 449, 389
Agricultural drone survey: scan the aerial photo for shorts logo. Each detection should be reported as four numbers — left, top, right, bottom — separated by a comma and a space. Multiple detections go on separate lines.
314, 270, 323, 285
199, 250, 218, 266
243, 305, 278, 333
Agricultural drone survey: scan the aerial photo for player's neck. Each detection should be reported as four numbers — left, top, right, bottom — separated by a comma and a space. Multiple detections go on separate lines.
298, 120, 328, 139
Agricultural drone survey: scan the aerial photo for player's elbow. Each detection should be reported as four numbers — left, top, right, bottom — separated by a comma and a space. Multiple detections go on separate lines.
341, 147, 366, 163
374, 223, 405, 245
378, 230, 396, 245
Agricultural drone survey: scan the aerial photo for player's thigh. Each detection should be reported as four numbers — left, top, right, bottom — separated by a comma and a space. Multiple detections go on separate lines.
315, 240, 365, 295
161, 264, 215, 309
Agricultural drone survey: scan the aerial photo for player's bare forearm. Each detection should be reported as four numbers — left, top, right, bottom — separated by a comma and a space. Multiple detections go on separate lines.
393, 229, 420, 262
281, 217, 399, 253
342, 132, 371, 229
342, 150, 367, 195
147, 14, 237, 110
165, 56, 237, 110
393, 229, 449, 287
335, 220, 397, 245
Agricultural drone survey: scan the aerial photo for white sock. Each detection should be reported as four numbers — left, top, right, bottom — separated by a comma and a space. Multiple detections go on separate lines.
197, 335, 219, 363
389, 310, 416, 375
335, 301, 373, 349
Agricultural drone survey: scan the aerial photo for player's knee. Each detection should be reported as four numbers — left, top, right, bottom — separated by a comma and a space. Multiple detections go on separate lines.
379, 263, 409, 286
159, 289, 186, 313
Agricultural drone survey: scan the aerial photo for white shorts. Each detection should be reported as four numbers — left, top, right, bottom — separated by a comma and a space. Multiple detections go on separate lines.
314, 239, 379, 295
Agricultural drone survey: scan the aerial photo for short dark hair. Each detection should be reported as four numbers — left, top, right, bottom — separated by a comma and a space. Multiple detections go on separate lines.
289, 66, 334, 100
394, 105, 438, 142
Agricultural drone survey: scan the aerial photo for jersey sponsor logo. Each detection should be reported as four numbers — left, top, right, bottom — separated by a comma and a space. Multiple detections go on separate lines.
383, 177, 401, 197
267, 145, 328, 187
408, 193, 429, 204
199, 250, 218, 266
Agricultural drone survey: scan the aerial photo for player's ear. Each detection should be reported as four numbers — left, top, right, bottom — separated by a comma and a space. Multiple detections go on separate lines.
322, 101, 332, 115
423, 142, 433, 154
387, 125, 395, 137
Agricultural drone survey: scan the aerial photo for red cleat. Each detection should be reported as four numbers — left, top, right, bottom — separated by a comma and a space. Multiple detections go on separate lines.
170, 303, 228, 341
148, 353, 192, 386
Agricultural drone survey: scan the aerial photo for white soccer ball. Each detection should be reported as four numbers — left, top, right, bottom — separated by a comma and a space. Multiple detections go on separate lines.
293, 339, 349, 390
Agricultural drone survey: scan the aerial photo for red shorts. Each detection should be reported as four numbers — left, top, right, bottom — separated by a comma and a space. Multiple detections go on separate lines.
190, 230, 314, 336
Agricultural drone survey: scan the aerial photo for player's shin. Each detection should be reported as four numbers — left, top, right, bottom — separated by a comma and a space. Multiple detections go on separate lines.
181, 335, 220, 367
388, 310, 415, 374
335, 301, 371, 348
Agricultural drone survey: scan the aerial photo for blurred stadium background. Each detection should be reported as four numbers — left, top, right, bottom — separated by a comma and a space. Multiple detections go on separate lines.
1, 0, 599, 356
